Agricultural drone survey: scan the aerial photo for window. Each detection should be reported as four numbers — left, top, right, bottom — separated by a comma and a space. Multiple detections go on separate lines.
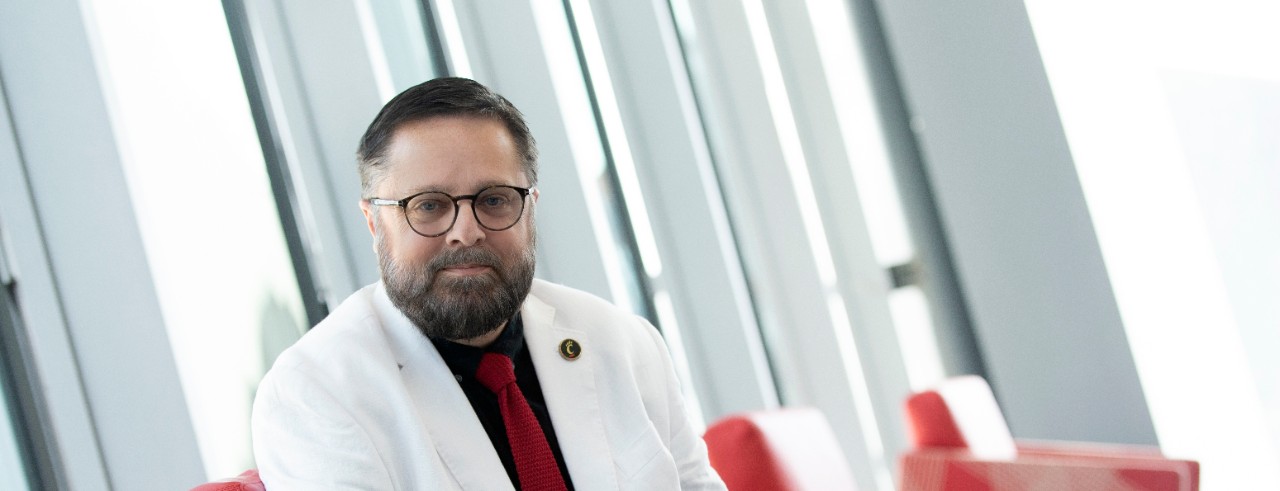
83, 0, 308, 478
9, 1, 1171, 488
1026, 0, 1280, 487
665, 0, 946, 488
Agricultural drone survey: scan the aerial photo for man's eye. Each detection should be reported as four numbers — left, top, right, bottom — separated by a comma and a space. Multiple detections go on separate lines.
480, 195, 509, 207
414, 199, 447, 212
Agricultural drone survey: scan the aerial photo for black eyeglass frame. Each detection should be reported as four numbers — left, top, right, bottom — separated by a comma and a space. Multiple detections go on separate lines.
368, 185, 533, 238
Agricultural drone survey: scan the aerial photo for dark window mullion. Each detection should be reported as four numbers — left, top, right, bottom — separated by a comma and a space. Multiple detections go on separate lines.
0, 277, 61, 490
221, 0, 329, 327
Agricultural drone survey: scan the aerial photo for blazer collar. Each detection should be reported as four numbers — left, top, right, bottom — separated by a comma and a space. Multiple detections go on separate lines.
371, 283, 514, 490
371, 283, 620, 490
521, 290, 620, 490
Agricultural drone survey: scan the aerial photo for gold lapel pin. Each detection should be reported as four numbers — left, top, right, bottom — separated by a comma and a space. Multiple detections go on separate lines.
558, 338, 582, 361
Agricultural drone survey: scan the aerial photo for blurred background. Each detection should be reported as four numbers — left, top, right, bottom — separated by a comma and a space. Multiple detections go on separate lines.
0, 0, 1275, 489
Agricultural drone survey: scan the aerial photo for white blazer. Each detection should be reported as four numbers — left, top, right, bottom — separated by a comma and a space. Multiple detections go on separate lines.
252, 279, 726, 490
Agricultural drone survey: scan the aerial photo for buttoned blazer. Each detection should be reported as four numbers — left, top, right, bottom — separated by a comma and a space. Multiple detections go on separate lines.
252, 279, 725, 490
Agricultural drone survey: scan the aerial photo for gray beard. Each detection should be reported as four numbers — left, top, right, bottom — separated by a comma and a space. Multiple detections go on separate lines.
378, 234, 535, 342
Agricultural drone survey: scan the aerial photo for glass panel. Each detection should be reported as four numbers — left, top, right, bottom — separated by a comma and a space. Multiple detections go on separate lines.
1025, 0, 1280, 488
565, 0, 705, 420
887, 285, 944, 390
0, 376, 31, 491
528, 0, 655, 320
664, 1, 909, 487
803, 0, 914, 268
0, 292, 32, 491
803, 0, 943, 391
82, 0, 308, 479
357, 0, 442, 95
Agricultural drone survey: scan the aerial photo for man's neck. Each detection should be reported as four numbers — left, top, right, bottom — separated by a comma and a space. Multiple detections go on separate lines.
451, 321, 508, 348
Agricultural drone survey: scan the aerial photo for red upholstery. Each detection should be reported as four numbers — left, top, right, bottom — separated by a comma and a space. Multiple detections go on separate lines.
899, 376, 1199, 491
904, 376, 1016, 461
704, 407, 857, 491
907, 391, 967, 448
189, 469, 264, 491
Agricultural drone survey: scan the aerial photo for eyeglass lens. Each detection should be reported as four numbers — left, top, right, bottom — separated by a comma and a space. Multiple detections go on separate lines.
404, 186, 525, 236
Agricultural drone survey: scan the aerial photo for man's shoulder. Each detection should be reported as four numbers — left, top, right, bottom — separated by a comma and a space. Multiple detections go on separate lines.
527, 279, 640, 322
268, 284, 388, 373
529, 278, 613, 308
525, 279, 661, 350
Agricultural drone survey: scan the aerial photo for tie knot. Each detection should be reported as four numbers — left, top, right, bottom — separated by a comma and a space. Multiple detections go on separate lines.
475, 352, 517, 393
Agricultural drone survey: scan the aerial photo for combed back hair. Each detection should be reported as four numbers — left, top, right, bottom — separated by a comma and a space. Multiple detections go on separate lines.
356, 77, 538, 198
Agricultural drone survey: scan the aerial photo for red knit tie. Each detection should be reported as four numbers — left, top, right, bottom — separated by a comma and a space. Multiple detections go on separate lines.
475, 352, 568, 491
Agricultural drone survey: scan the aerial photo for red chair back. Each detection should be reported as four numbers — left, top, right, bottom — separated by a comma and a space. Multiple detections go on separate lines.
704, 408, 857, 491
899, 376, 1199, 490
189, 469, 264, 491
904, 375, 1016, 460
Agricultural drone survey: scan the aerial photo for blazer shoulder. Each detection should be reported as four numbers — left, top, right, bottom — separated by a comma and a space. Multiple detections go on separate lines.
268, 284, 387, 373
529, 279, 615, 310
528, 279, 649, 329
526, 279, 662, 355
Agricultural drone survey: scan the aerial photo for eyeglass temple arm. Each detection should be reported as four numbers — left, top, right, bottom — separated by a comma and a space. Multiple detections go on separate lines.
367, 198, 402, 207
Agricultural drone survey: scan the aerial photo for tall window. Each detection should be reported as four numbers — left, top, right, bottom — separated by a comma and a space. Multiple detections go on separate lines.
800, 0, 945, 390
82, 0, 308, 479
664, 0, 947, 488
1026, 0, 1280, 488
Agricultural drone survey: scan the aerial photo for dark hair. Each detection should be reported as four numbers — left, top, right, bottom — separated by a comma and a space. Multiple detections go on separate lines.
356, 77, 538, 197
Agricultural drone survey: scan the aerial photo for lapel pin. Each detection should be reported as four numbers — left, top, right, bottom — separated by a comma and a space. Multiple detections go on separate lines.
558, 338, 582, 361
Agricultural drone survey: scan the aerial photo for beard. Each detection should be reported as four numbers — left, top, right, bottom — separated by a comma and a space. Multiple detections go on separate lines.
378, 230, 536, 342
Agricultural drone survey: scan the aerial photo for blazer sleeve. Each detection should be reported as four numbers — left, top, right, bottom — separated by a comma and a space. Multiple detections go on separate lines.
638, 320, 728, 491
252, 364, 396, 490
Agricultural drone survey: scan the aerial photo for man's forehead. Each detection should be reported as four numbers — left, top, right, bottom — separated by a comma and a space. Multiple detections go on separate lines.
394, 179, 518, 197
385, 116, 516, 157
379, 164, 526, 196
389, 114, 511, 142
378, 116, 525, 195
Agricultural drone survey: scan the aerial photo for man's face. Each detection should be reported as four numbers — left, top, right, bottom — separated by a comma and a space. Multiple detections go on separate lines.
361, 115, 537, 343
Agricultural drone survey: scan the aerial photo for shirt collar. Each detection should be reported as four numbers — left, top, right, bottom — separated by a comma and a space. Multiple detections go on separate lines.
430, 313, 525, 377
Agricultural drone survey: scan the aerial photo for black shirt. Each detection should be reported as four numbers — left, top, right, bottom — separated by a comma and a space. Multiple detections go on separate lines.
429, 314, 574, 490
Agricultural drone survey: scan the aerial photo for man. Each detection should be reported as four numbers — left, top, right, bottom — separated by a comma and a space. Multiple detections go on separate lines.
252, 77, 725, 490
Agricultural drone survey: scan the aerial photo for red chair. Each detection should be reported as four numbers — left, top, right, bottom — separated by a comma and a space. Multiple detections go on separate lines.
704, 407, 857, 491
197, 409, 852, 491
190, 469, 264, 491
899, 376, 1199, 491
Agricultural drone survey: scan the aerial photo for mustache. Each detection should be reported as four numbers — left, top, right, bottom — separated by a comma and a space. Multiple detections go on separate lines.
426, 247, 504, 276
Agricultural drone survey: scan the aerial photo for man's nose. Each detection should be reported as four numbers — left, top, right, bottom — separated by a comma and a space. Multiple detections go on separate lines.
445, 200, 486, 246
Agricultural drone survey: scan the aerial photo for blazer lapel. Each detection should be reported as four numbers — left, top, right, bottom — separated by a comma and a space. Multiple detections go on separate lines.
522, 294, 620, 490
372, 284, 514, 490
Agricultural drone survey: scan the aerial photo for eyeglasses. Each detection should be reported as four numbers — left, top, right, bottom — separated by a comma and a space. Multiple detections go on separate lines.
368, 185, 533, 238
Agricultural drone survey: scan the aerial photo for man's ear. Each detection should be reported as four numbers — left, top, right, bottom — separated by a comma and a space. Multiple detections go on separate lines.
360, 199, 377, 238
360, 199, 380, 254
